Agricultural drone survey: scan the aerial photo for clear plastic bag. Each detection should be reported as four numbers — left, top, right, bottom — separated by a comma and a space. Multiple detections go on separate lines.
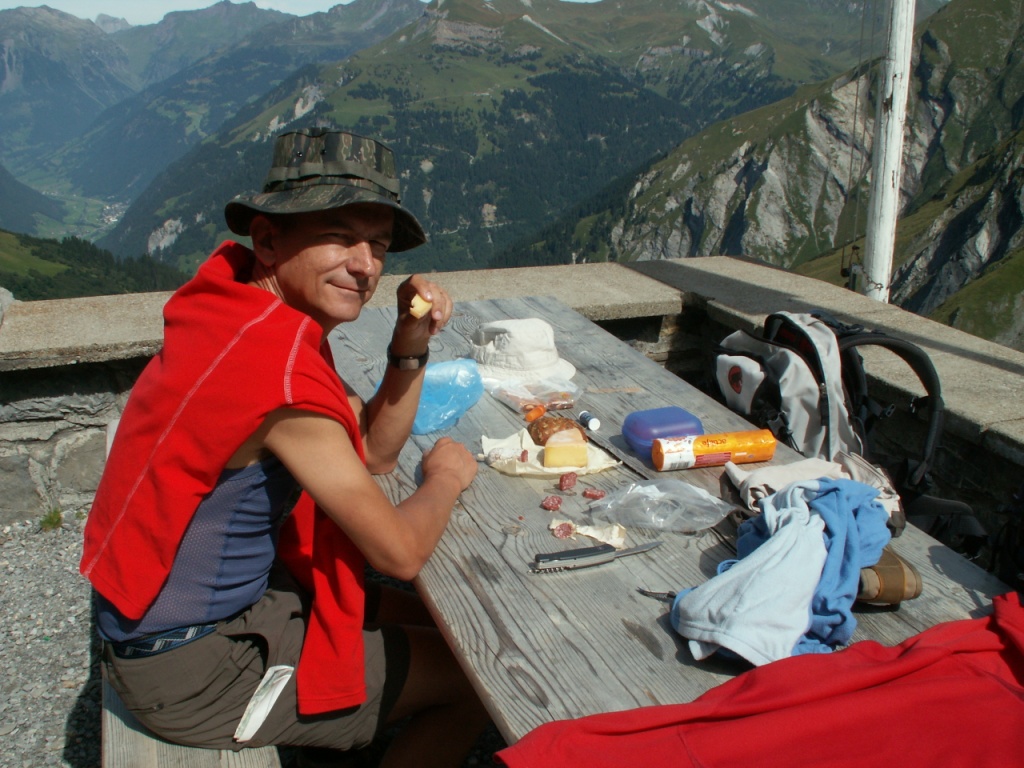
586, 478, 734, 534
487, 378, 581, 414
407, 359, 484, 434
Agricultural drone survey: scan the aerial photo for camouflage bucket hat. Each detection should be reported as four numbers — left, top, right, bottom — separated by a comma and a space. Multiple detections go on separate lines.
224, 128, 426, 252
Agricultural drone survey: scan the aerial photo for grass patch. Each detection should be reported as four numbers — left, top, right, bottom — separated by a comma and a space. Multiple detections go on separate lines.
0, 231, 67, 277
931, 247, 1024, 341
39, 508, 63, 532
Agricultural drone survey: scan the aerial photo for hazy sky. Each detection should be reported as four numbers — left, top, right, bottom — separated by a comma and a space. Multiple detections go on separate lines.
1, 0, 596, 27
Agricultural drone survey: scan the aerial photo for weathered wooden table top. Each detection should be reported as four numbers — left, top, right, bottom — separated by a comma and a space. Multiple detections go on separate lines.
328, 296, 1009, 744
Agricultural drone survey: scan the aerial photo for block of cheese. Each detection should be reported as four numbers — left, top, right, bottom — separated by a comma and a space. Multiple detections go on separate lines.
409, 294, 433, 319
542, 429, 588, 468
543, 443, 588, 468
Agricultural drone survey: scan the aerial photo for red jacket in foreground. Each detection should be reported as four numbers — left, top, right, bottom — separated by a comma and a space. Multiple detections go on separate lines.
497, 592, 1024, 767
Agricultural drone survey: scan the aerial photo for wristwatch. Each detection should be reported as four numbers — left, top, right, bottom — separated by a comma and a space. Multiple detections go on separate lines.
386, 343, 429, 370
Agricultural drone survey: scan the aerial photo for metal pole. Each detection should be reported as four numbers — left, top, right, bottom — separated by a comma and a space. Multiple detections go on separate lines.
861, 0, 915, 303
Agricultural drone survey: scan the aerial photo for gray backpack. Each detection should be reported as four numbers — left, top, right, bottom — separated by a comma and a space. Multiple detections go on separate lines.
713, 310, 944, 494
715, 310, 989, 560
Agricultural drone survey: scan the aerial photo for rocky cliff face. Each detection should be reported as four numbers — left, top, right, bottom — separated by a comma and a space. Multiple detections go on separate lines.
892, 133, 1024, 316
604, 69, 879, 268
592, 0, 1023, 346
94, 14, 131, 35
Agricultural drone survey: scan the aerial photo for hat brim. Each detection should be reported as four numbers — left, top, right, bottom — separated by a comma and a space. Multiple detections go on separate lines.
475, 357, 576, 384
224, 183, 426, 253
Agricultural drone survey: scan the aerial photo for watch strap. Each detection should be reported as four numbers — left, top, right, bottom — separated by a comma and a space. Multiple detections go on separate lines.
386, 344, 429, 370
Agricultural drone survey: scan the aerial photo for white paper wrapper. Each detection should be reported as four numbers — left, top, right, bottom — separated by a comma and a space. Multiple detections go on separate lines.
481, 429, 620, 477
548, 519, 627, 548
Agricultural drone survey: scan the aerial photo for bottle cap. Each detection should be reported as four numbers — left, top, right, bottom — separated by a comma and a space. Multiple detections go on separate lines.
579, 411, 601, 431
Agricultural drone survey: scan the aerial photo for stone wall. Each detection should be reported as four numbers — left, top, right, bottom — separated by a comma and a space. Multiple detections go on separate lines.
0, 359, 145, 526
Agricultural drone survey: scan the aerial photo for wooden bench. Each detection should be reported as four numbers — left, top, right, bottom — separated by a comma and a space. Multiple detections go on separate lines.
102, 678, 282, 768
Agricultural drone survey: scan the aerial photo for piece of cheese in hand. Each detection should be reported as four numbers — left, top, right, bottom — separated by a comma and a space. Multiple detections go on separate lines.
409, 294, 433, 319
542, 429, 588, 468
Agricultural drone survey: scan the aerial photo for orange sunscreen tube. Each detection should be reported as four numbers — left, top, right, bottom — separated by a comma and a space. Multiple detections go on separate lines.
652, 429, 776, 471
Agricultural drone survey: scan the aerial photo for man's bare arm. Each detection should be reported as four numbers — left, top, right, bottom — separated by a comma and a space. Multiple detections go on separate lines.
351, 274, 454, 473
263, 409, 476, 581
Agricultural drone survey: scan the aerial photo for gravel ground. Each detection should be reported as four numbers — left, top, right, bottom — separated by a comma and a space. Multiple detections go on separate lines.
0, 517, 506, 768
0, 518, 100, 768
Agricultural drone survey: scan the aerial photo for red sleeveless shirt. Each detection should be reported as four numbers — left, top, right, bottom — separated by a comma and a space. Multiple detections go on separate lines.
82, 241, 370, 714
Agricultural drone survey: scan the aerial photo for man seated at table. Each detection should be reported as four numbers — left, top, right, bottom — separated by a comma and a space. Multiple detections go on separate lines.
80, 127, 489, 767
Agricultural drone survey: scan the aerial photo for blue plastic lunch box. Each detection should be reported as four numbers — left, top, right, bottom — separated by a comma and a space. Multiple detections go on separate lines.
622, 406, 704, 458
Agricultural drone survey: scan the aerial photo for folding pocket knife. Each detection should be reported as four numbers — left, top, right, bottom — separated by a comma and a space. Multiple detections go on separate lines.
531, 541, 662, 572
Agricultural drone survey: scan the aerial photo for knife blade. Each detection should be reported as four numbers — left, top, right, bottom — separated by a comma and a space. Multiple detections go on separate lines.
579, 424, 659, 480
532, 540, 663, 572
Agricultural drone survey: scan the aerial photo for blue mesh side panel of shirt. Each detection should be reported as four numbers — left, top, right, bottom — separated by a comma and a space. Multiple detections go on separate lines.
97, 455, 297, 642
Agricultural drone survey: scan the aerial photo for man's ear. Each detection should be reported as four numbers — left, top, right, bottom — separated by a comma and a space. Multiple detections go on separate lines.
249, 215, 277, 267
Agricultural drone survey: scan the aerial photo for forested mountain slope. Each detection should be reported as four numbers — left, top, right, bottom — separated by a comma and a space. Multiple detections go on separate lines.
39, 0, 424, 202
99, 0, 939, 271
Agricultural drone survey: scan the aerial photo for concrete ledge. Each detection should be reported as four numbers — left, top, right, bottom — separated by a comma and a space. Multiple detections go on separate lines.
0, 292, 171, 371
371, 263, 684, 321
2, 256, 1022, 469
0, 264, 681, 372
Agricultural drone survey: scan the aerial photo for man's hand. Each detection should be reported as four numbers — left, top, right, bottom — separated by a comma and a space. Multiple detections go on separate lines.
421, 436, 478, 492
392, 275, 452, 355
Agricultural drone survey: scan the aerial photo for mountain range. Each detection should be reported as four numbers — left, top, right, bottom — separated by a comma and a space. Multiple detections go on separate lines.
87, 0, 948, 273
3, 0, 1021, 351
540, 0, 1023, 348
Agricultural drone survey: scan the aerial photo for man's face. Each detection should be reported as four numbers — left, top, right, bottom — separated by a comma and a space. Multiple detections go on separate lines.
257, 204, 394, 331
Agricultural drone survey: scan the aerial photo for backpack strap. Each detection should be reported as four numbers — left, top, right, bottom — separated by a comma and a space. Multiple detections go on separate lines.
836, 332, 945, 489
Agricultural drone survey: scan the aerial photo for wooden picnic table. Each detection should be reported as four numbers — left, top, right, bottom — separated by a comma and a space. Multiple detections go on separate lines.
328, 296, 1009, 745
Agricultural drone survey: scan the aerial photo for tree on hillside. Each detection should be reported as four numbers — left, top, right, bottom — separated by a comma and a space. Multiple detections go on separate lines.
0, 233, 190, 301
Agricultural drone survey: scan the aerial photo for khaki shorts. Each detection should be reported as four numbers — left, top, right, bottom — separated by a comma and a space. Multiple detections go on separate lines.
103, 574, 409, 751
